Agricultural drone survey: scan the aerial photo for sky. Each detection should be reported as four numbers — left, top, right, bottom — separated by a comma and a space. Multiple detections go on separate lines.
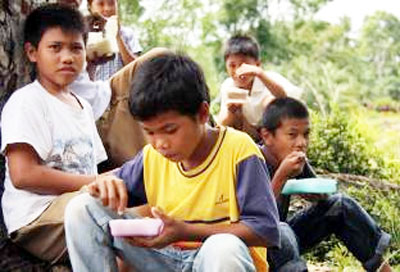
315, 0, 400, 31
82, 0, 400, 33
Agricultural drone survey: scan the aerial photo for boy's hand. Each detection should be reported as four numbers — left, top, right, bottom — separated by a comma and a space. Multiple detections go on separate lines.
124, 207, 185, 249
87, 51, 115, 65
279, 151, 306, 179
227, 102, 243, 114
236, 63, 263, 78
87, 174, 128, 214
86, 13, 107, 32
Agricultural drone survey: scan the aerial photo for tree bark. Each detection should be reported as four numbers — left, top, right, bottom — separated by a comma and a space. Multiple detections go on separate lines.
0, 0, 52, 110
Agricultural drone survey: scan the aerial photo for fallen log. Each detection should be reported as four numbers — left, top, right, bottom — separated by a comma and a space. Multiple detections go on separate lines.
316, 170, 400, 191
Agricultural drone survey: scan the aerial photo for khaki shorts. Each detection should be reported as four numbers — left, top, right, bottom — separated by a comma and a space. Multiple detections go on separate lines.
10, 191, 80, 264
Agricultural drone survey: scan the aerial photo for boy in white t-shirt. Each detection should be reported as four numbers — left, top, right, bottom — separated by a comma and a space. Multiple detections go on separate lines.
217, 35, 302, 141
0, 4, 107, 264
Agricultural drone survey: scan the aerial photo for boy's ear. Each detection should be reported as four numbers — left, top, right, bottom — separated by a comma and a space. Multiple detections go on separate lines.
197, 102, 210, 124
260, 127, 273, 146
255, 60, 261, 67
24, 42, 37, 62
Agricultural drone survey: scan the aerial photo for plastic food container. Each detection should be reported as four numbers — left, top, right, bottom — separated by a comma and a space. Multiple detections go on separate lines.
281, 178, 337, 195
109, 218, 164, 237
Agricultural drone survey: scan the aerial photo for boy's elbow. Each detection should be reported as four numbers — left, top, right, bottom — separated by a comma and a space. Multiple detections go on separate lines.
11, 174, 30, 190
10, 169, 38, 190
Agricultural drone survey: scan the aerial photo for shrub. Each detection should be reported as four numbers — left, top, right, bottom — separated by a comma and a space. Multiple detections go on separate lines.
307, 105, 387, 178
305, 105, 400, 267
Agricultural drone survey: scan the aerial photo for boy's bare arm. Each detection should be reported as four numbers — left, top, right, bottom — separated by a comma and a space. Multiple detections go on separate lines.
271, 151, 306, 198
115, 7, 137, 65
218, 103, 244, 128
117, 31, 138, 65
7, 143, 95, 195
241, 117, 261, 140
236, 64, 286, 98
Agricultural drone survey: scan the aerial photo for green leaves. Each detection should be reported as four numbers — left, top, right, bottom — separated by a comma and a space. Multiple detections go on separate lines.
308, 106, 389, 179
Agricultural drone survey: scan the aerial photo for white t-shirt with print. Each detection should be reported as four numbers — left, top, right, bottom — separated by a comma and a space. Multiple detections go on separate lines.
1, 80, 107, 234
219, 71, 303, 126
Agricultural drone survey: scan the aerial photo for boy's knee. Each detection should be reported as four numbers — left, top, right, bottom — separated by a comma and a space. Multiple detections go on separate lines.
279, 222, 299, 253
195, 233, 255, 272
324, 193, 347, 216
202, 234, 253, 263
325, 193, 361, 216
202, 233, 247, 255
268, 223, 306, 272
64, 193, 96, 227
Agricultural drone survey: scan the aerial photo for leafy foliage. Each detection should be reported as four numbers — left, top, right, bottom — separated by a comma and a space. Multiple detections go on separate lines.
307, 106, 387, 177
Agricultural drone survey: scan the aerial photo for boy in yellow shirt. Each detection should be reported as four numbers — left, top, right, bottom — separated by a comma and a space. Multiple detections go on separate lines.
64, 52, 280, 271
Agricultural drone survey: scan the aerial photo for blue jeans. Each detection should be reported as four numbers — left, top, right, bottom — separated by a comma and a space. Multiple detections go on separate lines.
267, 194, 391, 272
64, 193, 256, 272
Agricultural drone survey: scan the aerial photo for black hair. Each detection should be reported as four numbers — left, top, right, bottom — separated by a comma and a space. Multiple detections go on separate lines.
261, 97, 309, 133
24, 3, 87, 48
223, 34, 260, 61
129, 52, 210, 121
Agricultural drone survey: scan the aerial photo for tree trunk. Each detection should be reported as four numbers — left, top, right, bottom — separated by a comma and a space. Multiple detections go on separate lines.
0, 0, 43, 109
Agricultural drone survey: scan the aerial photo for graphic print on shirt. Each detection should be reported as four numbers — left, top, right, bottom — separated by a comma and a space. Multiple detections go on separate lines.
46, 137, 95, 174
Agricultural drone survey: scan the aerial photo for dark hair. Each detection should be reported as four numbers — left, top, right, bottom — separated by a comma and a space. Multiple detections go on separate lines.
261, 97, 309, 133
224, 34, 260, 61
24, 4, 87, 48
129, 53, 210, 121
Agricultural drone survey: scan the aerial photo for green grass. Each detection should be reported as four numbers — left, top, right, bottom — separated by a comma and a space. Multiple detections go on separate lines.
306, 108, 400, 270
360, 110, 400, 177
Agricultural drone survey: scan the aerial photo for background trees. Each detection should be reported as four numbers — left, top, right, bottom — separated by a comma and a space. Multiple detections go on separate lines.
1, 0, 399, 269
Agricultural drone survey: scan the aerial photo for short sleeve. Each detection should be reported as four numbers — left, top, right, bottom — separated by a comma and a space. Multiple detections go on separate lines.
236, 155, 280, 247
116, 150, 147, 207
1, 92, 52, 160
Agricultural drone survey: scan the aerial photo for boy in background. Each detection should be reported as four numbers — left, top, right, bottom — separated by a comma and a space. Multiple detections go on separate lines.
0, 4, 107, 264
65, 52, 280, 272
260, 97, 392, 272
58, 0, 157, 168
218, 35, 302, 140
87, 0, 142, 80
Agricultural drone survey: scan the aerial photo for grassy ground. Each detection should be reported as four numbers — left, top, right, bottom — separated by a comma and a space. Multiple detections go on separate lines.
359, 110, 400, 175
307, 109, 400, 271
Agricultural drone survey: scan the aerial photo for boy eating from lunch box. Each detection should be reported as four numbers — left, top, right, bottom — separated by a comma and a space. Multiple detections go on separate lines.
260, 97, 392, 272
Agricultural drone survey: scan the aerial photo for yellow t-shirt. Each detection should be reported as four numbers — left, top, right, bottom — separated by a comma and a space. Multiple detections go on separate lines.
118, 126, 280, 271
